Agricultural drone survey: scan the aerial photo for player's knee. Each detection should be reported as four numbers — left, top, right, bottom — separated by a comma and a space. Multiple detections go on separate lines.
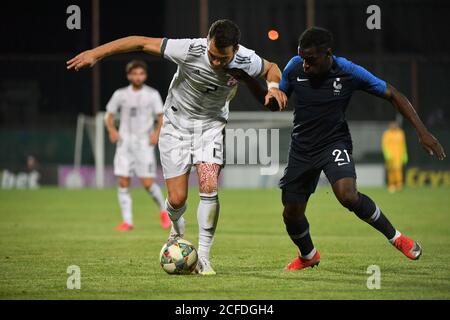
282, 203, 306, 223
337, 190, 359, 210
168, 191, 187, 209
199, 181, 217, 194
197, 163, 220, 194
141, 179, 154, 190
118, 177, 130, 188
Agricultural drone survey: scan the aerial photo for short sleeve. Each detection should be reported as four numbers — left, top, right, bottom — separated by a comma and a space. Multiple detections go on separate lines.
160, 38, 191, 65
280, 56, 301, 97
231, 45, 265, 78
106, 90, 121, 114
351, 63, 387, 97
152, 91, 164, 115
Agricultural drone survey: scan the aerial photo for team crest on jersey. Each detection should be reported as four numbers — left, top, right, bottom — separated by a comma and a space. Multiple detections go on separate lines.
333, 77, 342, 95
227, 76, 238, 87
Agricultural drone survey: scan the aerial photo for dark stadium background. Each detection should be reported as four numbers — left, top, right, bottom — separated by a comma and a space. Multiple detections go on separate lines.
0, 0, 449, 184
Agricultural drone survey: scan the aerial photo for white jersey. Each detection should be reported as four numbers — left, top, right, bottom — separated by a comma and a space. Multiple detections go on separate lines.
106, 84, 164, 140
161, 38, 264, 130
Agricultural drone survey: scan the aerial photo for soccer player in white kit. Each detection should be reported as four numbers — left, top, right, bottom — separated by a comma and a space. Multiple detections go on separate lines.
104, 60, 171, 231
67, 19, 288, 275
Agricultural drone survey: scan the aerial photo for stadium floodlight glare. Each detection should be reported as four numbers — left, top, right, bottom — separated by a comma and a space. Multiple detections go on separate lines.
268, 30, 279, 41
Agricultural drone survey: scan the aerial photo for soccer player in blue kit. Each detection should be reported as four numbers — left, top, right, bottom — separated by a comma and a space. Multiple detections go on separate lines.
278, 27, 446, 271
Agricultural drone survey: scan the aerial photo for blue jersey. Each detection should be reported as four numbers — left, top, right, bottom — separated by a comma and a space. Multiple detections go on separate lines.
280, 55, 387, 153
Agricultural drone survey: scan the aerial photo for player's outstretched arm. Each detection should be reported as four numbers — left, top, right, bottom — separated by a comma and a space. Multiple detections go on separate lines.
66, 36, 162, 71
260, 59, 288, 109
225, 68, 280, 111
384, 84, 446, 160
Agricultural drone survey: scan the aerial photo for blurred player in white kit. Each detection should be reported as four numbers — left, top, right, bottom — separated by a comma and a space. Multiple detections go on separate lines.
104, 60, 171, 231
67, 19, 287, 275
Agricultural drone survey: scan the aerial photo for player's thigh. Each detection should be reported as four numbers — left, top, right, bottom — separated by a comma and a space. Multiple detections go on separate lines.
165, 172, 190, 208
196, 162, 221, 194
282, 199, 309, 221
281, 174, 317, 210
192, 123, 226, 168
321, 143, 357, 186
319, 143, 359, 206
280, 149, 320, 208
330, 177, 358, 208
280, 168, 320, 222
158, 118, 192, 180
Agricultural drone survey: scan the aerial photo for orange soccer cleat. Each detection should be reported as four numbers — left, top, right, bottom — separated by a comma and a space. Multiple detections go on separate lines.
285, 250, 321, 271
115, 222, 134, 232
392, 234, 422, 260
159, 210, 171, 229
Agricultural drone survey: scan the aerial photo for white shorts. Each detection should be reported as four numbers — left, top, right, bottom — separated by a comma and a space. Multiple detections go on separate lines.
114, 138, 157, 178
158, 116, 226, 179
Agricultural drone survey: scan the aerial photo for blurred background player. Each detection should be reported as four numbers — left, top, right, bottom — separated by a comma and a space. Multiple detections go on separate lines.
279, 27, 446, 271
67, 19, 287, 275
104, 60, 170, 231
382, 121, 408, 193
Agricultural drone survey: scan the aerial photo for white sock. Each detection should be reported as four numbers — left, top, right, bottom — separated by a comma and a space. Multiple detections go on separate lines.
197, 192, 220, 260
165, 199, 186, 236
147, 183, 165, 211
389, 230, 402, 244
117, 187, 132, 225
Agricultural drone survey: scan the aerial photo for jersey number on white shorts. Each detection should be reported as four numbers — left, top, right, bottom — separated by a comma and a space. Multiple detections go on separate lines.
213, 141, 223, 160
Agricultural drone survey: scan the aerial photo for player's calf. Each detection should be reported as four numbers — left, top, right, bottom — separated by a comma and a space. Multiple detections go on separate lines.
281, 193, 318, 267
196, 163, 221, 273
346, 192, 397, 240
197, 192, 220, 260
337, 187, 422, 260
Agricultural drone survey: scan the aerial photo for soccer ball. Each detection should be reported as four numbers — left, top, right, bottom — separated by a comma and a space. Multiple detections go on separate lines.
159, 238, 198, 275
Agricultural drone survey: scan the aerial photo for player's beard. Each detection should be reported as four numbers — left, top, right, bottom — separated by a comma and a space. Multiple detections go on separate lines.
131, 82, 144, 89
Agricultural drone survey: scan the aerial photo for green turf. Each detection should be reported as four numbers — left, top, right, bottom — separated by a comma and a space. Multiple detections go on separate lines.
0, 186, 449, 299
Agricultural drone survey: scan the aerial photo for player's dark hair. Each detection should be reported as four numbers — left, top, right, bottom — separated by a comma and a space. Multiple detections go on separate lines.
208, 19, 241, 49
126, 60, 148, 74
298, 27, 333, 51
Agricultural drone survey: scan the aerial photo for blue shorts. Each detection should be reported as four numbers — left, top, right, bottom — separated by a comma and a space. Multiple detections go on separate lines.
279, 141, 356, 204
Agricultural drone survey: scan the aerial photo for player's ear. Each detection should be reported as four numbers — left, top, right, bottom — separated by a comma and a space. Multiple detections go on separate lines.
233, 44, 239, 54
326, 48, 332, 57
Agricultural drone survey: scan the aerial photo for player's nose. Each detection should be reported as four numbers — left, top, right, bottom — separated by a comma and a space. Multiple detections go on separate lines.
303, 61, 310, 72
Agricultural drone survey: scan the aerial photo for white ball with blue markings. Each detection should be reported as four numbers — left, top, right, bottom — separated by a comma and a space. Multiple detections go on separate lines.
159, 238, 198, 275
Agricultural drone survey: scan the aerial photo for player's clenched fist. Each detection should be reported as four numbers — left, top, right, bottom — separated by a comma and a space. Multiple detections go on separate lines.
66, 50, 98, 71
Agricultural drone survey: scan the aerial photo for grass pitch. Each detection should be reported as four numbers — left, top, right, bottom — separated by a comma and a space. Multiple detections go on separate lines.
0, 186, 449, 300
